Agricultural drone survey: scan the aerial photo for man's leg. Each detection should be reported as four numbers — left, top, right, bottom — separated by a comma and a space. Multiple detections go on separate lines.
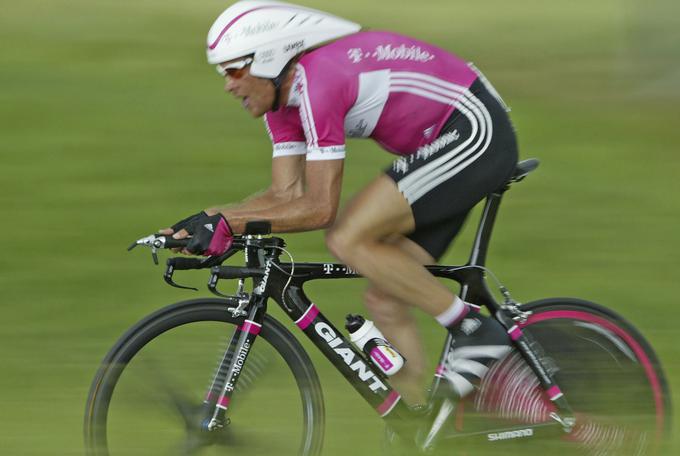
327, 175, 466, 404
327, 174, 510, 402
365, 286, 426, 405
362, 235, 437, 406
326, 174, 455, 317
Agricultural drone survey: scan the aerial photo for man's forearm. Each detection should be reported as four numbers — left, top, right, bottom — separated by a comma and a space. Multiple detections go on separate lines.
205, 157, 341, 234
219, 193, 335, 234
206, 188, 292, 215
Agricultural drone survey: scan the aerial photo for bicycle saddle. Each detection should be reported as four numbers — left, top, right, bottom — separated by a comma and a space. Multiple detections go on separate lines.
509, 158, 540, 183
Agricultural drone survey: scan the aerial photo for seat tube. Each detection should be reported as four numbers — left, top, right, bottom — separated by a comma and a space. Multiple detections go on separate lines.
429, 191, 505, 398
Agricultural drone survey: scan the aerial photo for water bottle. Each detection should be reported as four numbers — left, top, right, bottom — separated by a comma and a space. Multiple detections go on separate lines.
345, 314, 405, 376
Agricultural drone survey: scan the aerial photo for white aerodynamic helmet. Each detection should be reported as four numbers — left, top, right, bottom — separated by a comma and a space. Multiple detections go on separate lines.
206, 0, 361, 79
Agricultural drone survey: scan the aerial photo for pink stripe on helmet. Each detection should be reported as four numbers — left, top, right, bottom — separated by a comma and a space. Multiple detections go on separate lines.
209, 7, 273, 50
208, 5, 314, 50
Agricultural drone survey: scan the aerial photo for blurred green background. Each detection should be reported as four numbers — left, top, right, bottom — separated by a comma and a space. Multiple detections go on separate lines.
1, 0, 678, 454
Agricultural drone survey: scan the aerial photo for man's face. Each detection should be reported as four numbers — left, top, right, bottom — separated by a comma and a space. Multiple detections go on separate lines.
218, 59, 275, 118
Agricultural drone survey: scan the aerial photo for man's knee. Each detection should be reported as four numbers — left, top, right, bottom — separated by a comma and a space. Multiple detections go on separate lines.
326, 225, 359, 262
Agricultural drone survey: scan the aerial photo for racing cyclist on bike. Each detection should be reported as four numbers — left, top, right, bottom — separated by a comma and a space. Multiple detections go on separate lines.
163, 0, 518, 407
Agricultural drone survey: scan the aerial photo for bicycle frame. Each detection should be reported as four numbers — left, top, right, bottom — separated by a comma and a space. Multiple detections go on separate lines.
202, 182, 576, 443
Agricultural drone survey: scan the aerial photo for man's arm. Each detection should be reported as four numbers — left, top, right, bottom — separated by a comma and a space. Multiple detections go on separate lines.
205, 154, 307, 214
217, 157, 344, 233
161, 154, 308, 237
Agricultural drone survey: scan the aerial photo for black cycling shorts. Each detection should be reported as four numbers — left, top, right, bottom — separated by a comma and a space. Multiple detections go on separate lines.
385, 78, 518, 260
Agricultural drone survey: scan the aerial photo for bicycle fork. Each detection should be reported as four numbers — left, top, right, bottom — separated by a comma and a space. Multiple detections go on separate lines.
202, 297, 266, 431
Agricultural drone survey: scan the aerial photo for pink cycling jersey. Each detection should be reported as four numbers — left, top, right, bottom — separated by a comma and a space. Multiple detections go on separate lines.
264, 30, 482, 161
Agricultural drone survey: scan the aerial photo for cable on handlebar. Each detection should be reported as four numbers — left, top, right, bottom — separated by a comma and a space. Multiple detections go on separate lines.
267, 245, 296, 312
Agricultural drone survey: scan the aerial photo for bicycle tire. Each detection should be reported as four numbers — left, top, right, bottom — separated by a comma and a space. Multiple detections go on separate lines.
452, 297, 670, 455
84, 298, 325, 456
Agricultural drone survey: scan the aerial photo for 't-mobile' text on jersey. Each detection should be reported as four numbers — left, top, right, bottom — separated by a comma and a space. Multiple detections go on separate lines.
263, 31, 481, 161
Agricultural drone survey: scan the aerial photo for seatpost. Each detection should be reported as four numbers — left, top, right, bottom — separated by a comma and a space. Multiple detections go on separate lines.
468, 189, 506, 268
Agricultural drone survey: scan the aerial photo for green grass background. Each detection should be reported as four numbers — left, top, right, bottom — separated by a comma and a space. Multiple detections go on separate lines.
1, 0, 678, 454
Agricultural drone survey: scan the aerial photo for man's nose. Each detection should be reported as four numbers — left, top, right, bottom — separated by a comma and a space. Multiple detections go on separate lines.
224, 77, 236, 93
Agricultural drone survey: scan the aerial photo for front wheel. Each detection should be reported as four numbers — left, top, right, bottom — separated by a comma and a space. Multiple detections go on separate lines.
84, 298, 325, 455
457, 298, 671, 455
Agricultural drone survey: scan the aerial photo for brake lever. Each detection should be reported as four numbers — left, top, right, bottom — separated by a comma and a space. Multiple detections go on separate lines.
208, 269, 231, 298
164, 253, 238, 292
164, 262, 199, 291
128, 235, 173, 265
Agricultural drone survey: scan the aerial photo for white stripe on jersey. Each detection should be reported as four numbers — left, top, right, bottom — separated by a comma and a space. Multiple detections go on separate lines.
391, 71, 470, 94
390, 84, 484, 187
296, 65, 319, 149
391, 74, 491, 188
388, 73, 493, 203
344, 70, 391, 138
263, 114, 275, 142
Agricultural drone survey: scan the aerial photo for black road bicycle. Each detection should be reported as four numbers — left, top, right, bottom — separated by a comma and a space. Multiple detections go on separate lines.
84, 159, 670, 455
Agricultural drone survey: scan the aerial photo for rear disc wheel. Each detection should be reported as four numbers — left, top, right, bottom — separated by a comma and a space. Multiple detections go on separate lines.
456, 298, 670, 455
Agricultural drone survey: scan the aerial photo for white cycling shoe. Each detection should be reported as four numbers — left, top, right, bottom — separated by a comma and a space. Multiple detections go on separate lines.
439, 314, 511, 399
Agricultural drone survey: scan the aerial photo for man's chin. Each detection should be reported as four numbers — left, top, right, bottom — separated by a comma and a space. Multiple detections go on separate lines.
247, 106, 267, 118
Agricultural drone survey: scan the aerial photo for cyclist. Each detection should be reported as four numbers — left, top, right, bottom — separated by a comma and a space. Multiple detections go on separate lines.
163, 0, 518, 407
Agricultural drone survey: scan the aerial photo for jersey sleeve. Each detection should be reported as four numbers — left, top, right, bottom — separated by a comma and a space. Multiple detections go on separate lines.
293, 63, 354, 161
263, 108, 307, 158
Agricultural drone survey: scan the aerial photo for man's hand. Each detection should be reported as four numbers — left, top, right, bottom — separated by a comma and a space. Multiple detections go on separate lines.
185, 213, 234, 256
159, 211, 207, 240
160, 212, 233, 256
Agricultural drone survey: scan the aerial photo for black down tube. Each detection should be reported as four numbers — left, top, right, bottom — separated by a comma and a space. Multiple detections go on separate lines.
273, 281, 417, 429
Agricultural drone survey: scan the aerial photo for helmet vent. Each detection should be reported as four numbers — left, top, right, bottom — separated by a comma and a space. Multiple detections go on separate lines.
297, 15, 312, 26
283, 14, 297, 28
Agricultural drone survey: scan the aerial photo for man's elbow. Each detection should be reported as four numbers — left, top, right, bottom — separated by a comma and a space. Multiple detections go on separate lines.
271, 179, 305, 203
316, 207, 337, 229
270, 189, 300, 204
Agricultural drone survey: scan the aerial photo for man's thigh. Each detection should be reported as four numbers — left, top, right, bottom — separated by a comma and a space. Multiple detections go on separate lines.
384, 233, 435, 265
332, 174, 416, 241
